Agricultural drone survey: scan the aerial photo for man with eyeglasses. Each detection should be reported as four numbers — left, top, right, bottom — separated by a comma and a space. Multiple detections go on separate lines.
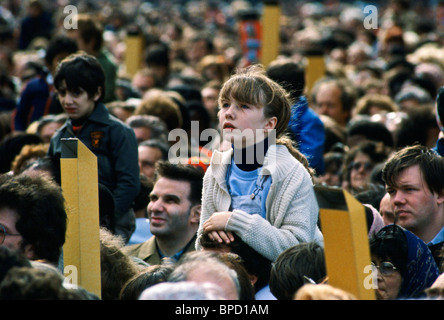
382, 144, 444, 272
0, 174, 67, 268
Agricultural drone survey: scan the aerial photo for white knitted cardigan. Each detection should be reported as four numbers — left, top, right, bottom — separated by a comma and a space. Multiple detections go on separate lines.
196, 144, 324, 262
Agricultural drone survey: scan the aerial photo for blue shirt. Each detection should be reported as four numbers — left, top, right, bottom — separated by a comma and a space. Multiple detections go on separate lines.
433, 138, 444, 157
128, 218, 152, 245
227, 159, 272, 218
429, 225, 444, 246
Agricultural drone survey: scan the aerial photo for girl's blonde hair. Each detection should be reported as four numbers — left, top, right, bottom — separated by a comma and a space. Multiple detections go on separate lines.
219, 65, 314, 179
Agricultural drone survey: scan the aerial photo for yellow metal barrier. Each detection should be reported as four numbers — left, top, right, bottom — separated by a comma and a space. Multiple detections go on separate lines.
315, 185, 375, 300
60, 138, 101, 298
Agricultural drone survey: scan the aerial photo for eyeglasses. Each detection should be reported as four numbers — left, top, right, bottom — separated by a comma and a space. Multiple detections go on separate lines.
371, 261, 398, 276
0, 223, 21, 245
349, 161, 373, 172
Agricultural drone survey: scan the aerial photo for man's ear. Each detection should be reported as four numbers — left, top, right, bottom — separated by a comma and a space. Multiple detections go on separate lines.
190, 204, 201, 224
93, 87, 102, 102
23, 244, 36, 260
437, 193, 444, 205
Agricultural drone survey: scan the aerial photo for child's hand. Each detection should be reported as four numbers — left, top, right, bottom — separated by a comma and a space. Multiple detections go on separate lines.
203, 211, 235, 244
206, 230, 235, 244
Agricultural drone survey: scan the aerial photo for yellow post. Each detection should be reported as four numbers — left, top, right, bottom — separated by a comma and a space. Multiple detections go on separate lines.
125, 34, 145, 77
315, 185, 375, 300
305, 55, 325, 94
60, 138, 101, 298
261, 0, 281, 68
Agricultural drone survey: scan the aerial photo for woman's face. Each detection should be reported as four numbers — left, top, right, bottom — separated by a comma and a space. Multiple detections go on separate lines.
372, 255, 402, 300
350, 152, 373, 190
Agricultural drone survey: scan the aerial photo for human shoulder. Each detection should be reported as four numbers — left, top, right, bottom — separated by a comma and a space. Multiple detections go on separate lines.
122, 236, 158, 262
22, 76, 49, 94
48, 120, 70, 141
89, 104, 130, 130
206, 147, 232, 179
97, 49, 118, 69
263, 144, 298, 170
263, 144, 313, 185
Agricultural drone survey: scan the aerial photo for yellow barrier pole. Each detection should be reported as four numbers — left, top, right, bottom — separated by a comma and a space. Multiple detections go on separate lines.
315, 185, 375, 300
305, 55, 325, 94
125, 32, 145, 77
60, 138, 101, 298
261, 0, 281, 68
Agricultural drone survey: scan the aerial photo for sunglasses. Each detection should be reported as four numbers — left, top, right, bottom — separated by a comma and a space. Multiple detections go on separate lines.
371, 261, 398, 276
349, 161, 373, 172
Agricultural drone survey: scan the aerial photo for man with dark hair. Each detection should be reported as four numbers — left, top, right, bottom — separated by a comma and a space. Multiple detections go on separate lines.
346, 118, 394, 150
186, 32, 214, 67
123, 161, 204, 265
138, 139, 169, 180
48, 53, 140, 243
13, 35, 78, 131
144, 44, 171, 88
382, 144, 444, 270
269, 242, 326, 300
66, 14, 117, 102
310, 77, 356, 128
0, 174, 67, 267
199, 231, 273, 299
126, 114, 169, 144
18, 0, 54, 50
267, 59, 325, 175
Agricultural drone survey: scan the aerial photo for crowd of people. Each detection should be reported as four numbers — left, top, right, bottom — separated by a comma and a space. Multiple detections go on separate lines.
0, 0, 444, 301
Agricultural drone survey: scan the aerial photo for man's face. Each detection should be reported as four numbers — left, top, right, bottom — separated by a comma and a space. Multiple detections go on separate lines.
187, 39, 210, 64
57, 80, 100, 120
379, 193, 395, 225
147, 177, 195, 238
201, 87, 219, 119
39, 121, 63, 143
133, 127, 152, 144
132, 74, 155, 96
66, 30, 91, 54
314, 82, 349, 127
48, 52, 72, 76
0, 208, 25, 255
386, 165, 444, 238
138, 146, 163, 180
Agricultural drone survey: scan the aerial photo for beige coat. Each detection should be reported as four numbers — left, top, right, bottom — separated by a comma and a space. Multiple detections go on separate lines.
196, 144, 323, 261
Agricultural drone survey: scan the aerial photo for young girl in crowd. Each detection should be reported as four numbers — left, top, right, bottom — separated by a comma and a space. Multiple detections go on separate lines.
196, 65, 323, 261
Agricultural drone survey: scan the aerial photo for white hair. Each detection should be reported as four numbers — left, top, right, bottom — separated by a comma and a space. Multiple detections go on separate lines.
138, 281, 226, 300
